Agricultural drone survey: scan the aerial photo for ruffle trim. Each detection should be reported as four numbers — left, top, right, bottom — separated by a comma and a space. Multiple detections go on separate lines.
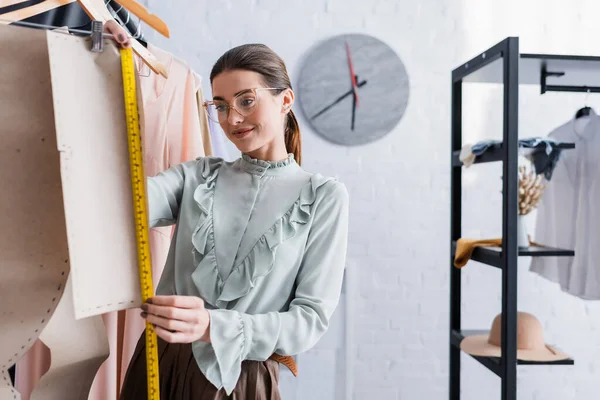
191, 166, 333, 308
201, 309, 249, 395
241, 153, 295, 169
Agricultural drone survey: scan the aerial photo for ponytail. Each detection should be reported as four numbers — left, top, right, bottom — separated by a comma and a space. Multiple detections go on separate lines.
285, 110, 301, 166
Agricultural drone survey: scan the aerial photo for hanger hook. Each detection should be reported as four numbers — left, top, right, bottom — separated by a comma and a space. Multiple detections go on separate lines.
134, 17, 142, 39
585, 88, 591, 107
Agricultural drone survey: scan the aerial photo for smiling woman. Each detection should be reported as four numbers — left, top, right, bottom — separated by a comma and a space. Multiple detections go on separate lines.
119, 43, 349, 400
206, 44, 302, 165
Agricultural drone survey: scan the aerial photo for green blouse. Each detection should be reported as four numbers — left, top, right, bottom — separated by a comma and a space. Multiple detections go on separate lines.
146, 153, 349, 395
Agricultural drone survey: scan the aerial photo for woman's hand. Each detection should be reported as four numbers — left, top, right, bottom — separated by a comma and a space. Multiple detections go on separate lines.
141, 295, 211, 343
103, 20, 131, 48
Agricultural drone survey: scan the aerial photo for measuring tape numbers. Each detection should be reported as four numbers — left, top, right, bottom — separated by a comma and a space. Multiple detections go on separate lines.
120, 47, 160, 400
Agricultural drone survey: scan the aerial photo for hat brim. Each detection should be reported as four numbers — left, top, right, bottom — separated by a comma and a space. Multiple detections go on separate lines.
460, 334, 570, 362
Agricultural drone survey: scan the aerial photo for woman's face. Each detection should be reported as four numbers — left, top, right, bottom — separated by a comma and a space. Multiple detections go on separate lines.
211, 69, 293, 157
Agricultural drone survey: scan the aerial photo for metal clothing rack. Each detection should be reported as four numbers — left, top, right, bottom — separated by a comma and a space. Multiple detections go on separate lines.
448, 36, 600, 400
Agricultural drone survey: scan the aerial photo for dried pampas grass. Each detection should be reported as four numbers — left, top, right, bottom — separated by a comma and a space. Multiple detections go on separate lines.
519, 166, 546, 215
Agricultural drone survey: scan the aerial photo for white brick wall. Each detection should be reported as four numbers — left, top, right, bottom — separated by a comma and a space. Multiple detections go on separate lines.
141, 0, 600, 398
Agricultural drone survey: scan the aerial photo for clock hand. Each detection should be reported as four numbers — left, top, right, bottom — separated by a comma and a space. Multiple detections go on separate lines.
351, 86, 356, 131
350, 75, 359, 130
311, 79, 367, 121
345, 41, 360, 107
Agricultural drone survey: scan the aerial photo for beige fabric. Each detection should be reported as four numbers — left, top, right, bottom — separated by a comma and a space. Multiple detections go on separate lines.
0, 23, 70, 400
46, 28, 141, 319
460, 311, 570, 362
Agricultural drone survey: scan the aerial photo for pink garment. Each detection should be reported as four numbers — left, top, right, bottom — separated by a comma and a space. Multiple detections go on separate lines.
15, 44, 212, 400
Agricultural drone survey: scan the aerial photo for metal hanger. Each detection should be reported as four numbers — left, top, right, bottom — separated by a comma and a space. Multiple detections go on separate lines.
575, 88, 593, 119
109, 0, 168, 38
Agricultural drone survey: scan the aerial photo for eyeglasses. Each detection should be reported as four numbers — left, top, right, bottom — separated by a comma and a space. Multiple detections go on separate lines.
203, 87, 285, 123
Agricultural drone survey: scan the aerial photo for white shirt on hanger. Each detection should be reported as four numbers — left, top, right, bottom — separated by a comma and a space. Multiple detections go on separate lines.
530, 109, 600, 300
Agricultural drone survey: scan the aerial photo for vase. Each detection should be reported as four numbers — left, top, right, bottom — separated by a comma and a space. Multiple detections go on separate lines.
517, 214, 529, 247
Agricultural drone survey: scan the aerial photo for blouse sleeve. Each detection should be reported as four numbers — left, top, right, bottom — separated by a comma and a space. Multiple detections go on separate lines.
146, 164, 186, 228
206, 181, 350, 395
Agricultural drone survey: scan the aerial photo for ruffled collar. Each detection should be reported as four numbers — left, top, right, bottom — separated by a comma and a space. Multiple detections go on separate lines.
238, 153, 298, 176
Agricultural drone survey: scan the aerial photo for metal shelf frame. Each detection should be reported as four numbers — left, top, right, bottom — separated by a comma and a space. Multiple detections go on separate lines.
449, 36, 587, 400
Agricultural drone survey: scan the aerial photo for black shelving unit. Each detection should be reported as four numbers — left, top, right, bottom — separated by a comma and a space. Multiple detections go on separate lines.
448, 36, 600, 400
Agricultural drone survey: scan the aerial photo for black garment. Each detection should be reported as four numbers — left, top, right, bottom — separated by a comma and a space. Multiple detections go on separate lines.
8, 365, 15, 385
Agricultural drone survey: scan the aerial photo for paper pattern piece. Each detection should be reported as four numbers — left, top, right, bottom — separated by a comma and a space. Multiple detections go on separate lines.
0, 23, 70, 400
31, 275, 109, 400
0, 23, 143, 399
46, 29, 142, 319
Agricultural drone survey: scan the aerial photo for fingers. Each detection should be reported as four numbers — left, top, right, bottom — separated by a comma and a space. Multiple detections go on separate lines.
140, 295, 208, 344
141, 303, 200, 323
103, 20, 131, 48
153, 324, 187, 343
143, 312, 190, 333
148, 295, 205, 309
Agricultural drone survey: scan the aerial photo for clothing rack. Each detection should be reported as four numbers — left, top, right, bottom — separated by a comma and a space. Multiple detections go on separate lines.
2, 2, 136, 384
448, 36, 600, 400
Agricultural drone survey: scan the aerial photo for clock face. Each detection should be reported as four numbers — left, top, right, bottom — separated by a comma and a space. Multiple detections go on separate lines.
296, 33, 409, 146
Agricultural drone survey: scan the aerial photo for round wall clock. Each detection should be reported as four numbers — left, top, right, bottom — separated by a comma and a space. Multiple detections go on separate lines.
296, 33, 409, 146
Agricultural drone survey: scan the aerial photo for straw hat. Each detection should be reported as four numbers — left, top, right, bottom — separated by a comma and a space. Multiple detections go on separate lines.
460, 311, 570, 362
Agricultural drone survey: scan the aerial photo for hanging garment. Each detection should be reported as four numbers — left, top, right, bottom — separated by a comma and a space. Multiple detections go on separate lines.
118, 154, 349, 395
530, 110, 600, 299
2, 23, 72, 400
4, 22, 141, 400
16, 39, 214, 400
205, 103, 232, 160
104, 43, 214, 397
453, 237, 542, 268
459, 137, 567, 180
453, 238, 502, 268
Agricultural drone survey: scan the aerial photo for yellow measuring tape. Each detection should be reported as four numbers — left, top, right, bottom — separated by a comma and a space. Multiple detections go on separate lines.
119, 47, 160, 400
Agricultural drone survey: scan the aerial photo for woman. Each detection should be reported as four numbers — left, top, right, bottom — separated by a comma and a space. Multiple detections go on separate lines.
110, 23, 349, 400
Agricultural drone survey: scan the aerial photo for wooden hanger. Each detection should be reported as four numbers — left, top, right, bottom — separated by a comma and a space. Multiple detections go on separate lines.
112, 0, 169, 38
0, 0, 77, 23
0, 0, 168, 78
0, 0, 31, 8
77, 0, 168, 78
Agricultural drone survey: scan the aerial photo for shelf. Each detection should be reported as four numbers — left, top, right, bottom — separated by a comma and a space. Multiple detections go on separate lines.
452, 141, 575, 167
454, 49, 600, 89
451, 241, 574, 268
451, 329, 574, 378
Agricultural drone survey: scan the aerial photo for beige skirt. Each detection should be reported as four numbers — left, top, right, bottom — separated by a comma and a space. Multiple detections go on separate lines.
120, 331, 281, 400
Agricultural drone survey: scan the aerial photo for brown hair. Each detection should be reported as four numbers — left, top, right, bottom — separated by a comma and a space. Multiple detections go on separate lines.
209, 44, 301, 165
